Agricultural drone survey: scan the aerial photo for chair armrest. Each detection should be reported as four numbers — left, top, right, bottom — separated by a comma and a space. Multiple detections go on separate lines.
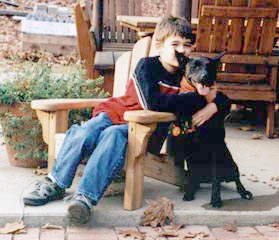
124, 110, 176, 124
31, 98, 107, 111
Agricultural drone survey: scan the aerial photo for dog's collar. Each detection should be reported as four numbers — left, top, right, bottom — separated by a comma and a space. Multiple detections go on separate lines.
180, 77, 196, 93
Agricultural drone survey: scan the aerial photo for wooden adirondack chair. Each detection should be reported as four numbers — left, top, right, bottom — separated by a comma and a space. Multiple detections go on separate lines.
191, 0, 279, 137
31, 35, 181, 211
74, 0, 141, 94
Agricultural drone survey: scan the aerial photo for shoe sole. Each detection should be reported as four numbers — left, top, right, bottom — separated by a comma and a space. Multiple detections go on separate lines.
23, 194, 64, 206
67, 201, 91, 224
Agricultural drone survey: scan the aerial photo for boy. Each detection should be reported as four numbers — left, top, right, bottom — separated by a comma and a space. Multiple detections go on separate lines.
23, 16, 224, 223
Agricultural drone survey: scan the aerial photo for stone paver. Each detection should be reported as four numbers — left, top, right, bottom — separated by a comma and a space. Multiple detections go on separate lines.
13, 228, 40, 240
2, 225, 278, 240
255, 225, 279, 240
40, 229, 65, 240
67, 227, 118, 240
0, 235, 12, 240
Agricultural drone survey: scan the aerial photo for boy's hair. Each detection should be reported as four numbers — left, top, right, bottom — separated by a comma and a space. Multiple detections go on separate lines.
154, 16, 194, 44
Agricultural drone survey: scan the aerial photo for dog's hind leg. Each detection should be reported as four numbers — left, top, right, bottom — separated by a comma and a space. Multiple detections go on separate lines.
235, 179, 253, 200
211, 180, 222, 208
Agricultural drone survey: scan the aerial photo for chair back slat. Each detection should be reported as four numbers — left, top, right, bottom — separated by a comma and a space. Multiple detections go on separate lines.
113, 36, 152, 97
196, 0, 215, 52
129, 36, 152, 77
113, 51, 132, 97
108, 0, 116, 42
226, 0, 247, 73
116, 0, 123, 43
103, 0, 110, 42
210, 0, 230, 52
242, 0, 264, 54
227, 0, 247, 54
102, 0, 141, 44
259, 1, 279, 54
74, 2, 96, 79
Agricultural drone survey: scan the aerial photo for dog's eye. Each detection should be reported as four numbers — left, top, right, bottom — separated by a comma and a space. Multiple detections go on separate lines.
189, 67, 195, 73
194, 62, 201, 68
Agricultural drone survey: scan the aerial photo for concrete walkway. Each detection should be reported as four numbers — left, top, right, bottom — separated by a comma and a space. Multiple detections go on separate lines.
2, 225, 279, 240
0, 122, 278, 230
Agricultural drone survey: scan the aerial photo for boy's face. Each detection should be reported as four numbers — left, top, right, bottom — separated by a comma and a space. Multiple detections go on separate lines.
157, 34, 193, 72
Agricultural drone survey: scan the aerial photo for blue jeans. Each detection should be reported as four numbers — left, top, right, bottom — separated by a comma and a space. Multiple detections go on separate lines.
51, 112, 128, 205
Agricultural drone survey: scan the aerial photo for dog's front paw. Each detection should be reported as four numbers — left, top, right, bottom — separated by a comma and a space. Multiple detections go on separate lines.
183, 194, 194, 201
211, 200, 223, 208
241, 191, 253, 200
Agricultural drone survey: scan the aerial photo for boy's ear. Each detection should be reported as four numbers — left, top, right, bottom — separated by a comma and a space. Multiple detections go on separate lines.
154, 41, 162, 50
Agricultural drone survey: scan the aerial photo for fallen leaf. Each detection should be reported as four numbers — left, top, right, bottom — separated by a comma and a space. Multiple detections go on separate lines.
41, 223, 63, 229
159, 231, 178, 237
0, 221, 26, 234
239, 126, 253, 131
180, 232, 209, 239
140, 197, 174, 227
180, 232, 197, 238
268, 223, 279, 230
103, 185, 120, 197
223, 220, 237, 232
272, 133, 278, 138
33, 167, 48, 176
118, 229, 146, 239
252, 133, 263, 140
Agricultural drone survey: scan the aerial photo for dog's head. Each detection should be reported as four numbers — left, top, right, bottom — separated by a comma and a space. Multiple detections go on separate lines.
185, 51, 226, 87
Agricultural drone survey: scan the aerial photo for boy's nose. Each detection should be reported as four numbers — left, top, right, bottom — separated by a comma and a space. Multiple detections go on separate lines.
176, 45, 185, 53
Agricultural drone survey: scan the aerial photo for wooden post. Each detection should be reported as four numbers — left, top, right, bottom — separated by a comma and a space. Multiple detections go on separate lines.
92, 0, 103, 50
36, 110, 68, 172
124, 122, 157, 210
167, 0, 192, 22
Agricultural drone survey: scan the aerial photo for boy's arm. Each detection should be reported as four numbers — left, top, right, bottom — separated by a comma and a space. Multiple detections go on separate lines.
192, 91, 231, 127
133, 58, 204, 116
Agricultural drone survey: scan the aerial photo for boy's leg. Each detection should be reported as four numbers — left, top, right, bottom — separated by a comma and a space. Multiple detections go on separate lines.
51, 112, 113, 189
23, 113, 113, 206
75, 123, 128, 203
67, 124, 128, 222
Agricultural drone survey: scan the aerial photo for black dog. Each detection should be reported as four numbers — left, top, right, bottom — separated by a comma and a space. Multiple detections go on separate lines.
168, 53, 253, 208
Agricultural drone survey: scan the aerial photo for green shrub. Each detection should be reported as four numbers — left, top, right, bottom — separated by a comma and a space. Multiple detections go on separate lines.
0, 61, 109, 163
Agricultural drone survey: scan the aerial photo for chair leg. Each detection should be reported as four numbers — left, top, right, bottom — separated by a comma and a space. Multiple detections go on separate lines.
124, 122, 156, 210
35, 110, 69, 172
266, 103, 275, 138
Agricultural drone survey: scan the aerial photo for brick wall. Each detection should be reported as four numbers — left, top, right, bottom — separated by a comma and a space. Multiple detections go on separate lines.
141, 0, 200, 18
141, 0, 168, 17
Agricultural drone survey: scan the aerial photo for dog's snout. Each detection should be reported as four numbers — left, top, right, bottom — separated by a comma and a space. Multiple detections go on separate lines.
201, 75, 207, 81
200, 74, 208, 83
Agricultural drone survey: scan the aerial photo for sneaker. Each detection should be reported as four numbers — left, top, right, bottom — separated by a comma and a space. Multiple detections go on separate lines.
67, 194, 93, 224
23, 177, 65, 206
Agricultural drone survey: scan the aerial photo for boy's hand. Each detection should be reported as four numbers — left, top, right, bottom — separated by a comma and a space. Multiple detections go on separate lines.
205, 84, 217, 103
192, 102, 218, 127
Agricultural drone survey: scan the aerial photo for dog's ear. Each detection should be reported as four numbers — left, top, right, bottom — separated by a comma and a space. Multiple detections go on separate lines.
211, 51, 226, 62
175, 50, 188, 73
